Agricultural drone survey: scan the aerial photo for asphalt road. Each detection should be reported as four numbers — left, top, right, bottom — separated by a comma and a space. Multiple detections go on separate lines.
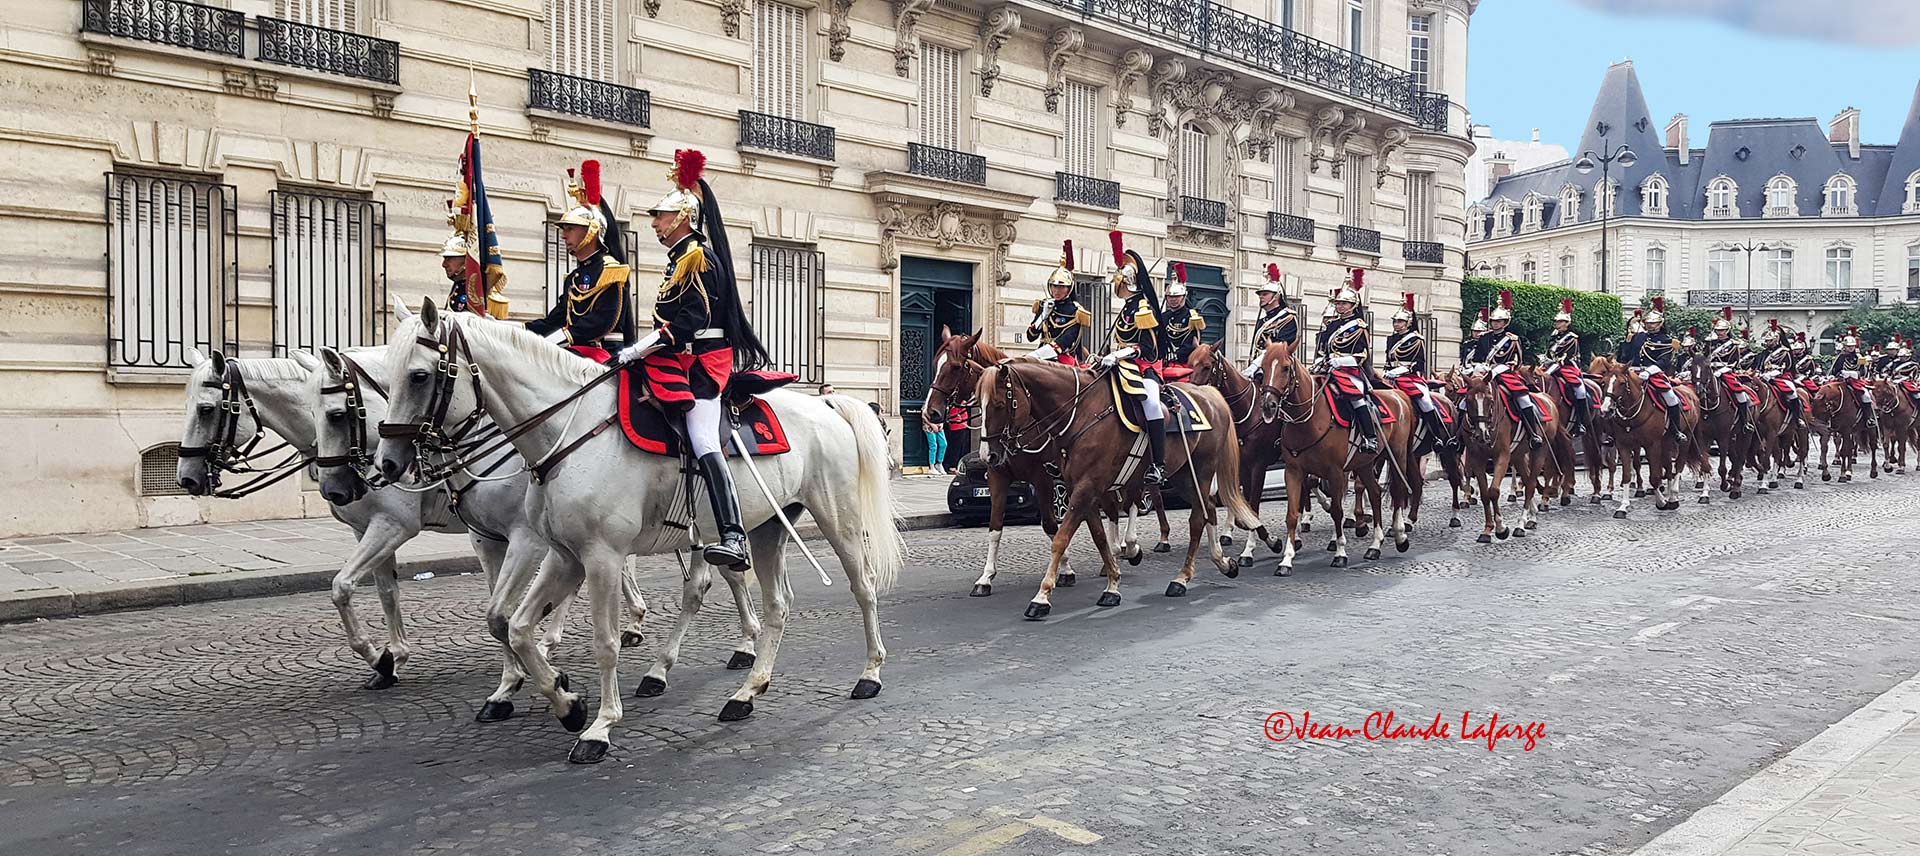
4, 474, 1920, 856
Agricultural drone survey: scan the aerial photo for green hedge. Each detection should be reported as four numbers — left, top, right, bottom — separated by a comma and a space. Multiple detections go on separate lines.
1829, 306, 1920, 346
1634, 296, 1719, 343
1459, 277, 1625, 361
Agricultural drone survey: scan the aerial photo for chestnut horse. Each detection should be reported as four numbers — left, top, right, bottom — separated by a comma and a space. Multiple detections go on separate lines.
1689, 358, 1757, 499
1593, 357, 1710, 515
1184, 343, 1289, 568
1259, 341, 1418, 573
1525, 363, 1611, 506
1812, 379, 1878, 482
1454, 369, 1570, 541
976, 358, 1260, 618
1874, 379, 1917, 475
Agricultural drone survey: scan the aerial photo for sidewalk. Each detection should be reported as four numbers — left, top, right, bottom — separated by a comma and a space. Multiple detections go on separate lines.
1630, 673, 1920, 856
0, 475, 956, 623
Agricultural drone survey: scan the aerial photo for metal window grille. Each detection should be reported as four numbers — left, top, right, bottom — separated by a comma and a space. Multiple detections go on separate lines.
1074, 274, 1113, 351
754, 0, 807, 119
1063, 81, 1100, 178
546, 0, 614, 81
270, 190, 387, 356
104, 171, 237, 369
139, 443, 187, 496
750, 243, 824, 383
918, 42, 961, 149
1275, 137, 1300, 214
1179, 124, 1211, 199
274, 0, 356, 30
1345, 153, 1371, 226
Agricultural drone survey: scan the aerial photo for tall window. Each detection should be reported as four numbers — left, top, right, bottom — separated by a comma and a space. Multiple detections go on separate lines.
1521, 260, 1537, 283
546, 0, 613, 81
1643, 246, 1666, 295
918, 42, 962, 149
1642, 175, 1668, 216
1707, 177, 1736, 218
1558, 254, 1575, 288
1406, 170, 1434, 242
1347, 0, 1365, 55
754, 0, 808, 118
105, 171, 236, 369
1559, 185, 1580, 226
1062, 80, 1100, 177
1275, 137, 1302, 214
1905, 171, 1920, 214
750, 243, 825, 382
1592, 249, 1605, 293
1763, 248, 1794, 290
1909, 245, 1920, 299
1825, 247, 1853, 290
1407, 14, 1432, 91
1594, 179, 1616, 218
1825, 175, 1857, 216
1707, 249, 1735, 291
1179, 123, 1212, 199
270, 189, 386, 356
1521, 194, 1541, 232
1275, 0, 1294, 29
1491, 200, 1512, 237
1345, 152, 1372, 227
276, 0, 357, 29
1765, 176, 1797, 217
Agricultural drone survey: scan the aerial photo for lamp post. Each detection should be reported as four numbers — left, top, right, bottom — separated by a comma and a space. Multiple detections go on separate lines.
1732, 238, 1764, 331
1574, 134, 1637, 296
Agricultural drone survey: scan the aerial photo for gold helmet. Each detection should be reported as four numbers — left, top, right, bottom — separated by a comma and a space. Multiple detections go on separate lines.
1759, 318, 1783, 348
1048, 239, 1076, 288
1490, 288, 1514, 322
1629, 309, 1646, 335
1332, 268, 1364, 305
1470, 306, 1489, 335
439, 233, 471, 258
1553, 297, 1574, 324
1839, 326, 1860, 350
1712, 306, 1733, 334
1790, 332, 1808, 352
1321, 289, 1340, 321
1257, 263, 1286, 296
559, 160, 609, 249
1644, 296, 1666, 326
647, 149, 708, 231
1392, 292, 1416, 324
1166, 262, 1188, 298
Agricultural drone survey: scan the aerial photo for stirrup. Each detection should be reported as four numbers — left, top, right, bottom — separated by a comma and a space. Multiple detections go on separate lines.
1143, 463, 1165, 486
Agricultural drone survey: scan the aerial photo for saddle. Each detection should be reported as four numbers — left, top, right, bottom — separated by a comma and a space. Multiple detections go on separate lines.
1492, 382, 1549, 424
1323, 386, 1400, 429
1716, 371, 1752, 397
1107, 367, 1214, 435
1389, 373, 1453, 425
1641, 373, 1692, 413
1798, 377, 1822, 394
617, 367, 796, 458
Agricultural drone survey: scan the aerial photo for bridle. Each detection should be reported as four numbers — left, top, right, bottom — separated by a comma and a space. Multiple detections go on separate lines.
925, 348, 982, 432
980, 360, 1106, 459
177, 358, 308, 498
378, 322, 490, 458
314, 352, 391, 487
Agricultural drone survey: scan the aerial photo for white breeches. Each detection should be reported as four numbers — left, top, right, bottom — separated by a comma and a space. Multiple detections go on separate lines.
687, 397, 724, 458
1141, 376, 1166, 421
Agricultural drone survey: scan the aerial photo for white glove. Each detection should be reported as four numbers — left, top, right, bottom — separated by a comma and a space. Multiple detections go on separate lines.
1107, 346, 1137, 364
544, 328, 570, 345
616, 330, 664, 365
1099, 353, 1119, 368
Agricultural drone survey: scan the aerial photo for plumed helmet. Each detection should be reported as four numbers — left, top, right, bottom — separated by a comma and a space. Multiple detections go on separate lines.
1840, 326, 1859, 349
1791, 332, 1808, 351
1553, 297, 1574, 324
1682, 326, 1697, 348
1471, 306, 1489, 335
439, 232, 471, 258
1257, 262, 1286, 295
559, 160, 609, 247
1322, 289, 1339, 320
1332, 267, 1364, 306
1759, 318, 1782, 347
647, 150, 707, 229
1628, 309, 1645, 335
1392, 292, 1416, 323
1166, 261, 1188, 298
1645, 296, 1666, 326
1107, 230, 1138, 290
1712, 306, 1733, 333
1489, 288, 1514, 322
1048, 239, 1076, 288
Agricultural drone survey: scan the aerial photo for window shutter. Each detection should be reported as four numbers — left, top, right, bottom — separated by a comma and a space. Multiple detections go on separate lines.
1406, 171, 1433, 242
1063, 81, 1099, 177
1275, 137, 1298, 214
546, 0, 614, 81
1345, 153, 1370, 226
276, 0, 357, 29
918, 43, 961, 149
755, 0, 807, 118
1180, 124, 1210, 199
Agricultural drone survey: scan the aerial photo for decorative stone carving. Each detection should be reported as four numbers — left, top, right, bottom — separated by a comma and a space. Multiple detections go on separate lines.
893, 0, 937, 77
646, 0, 660, 17
372, 93, 396, 119
85, 47, 115, 76
1375, 126, 1411, 188
630, 135, 650, 158
877, 201, 1019, 285
827, 0, 856, 61
978, 6, 1021, 97
1042, 26, 1084, 113
222, 68, 250, 94
1309, 106, 1345, 174
1113, 49, 1152, 128
720, 0, 744, 37
1147, 58, 1186, 139
1168, 224, 1234, 250
1243, 87, 1294, 160
1330, 112, 1367, 177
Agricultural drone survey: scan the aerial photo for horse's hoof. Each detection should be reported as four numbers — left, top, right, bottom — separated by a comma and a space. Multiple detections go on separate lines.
1274, 564, 1292, 577
1166, 581, 1188, 598
1449, 517, 1462, 528
1495, 527, 1510, 540
1476, 533, 1493, 544
718, 699, 754, 722
1220, 534, 1234, 546
363, 649, 398, 690
851, 678, 882, 700
1728, 491, 1741, 500
1755, 487, 1768, 495
1292, 539, 1303, 551
1524, 520, 1537, 530
1589, 496, 1602, 505
568, 739, 611, 765
970, 583, 992, 597
1363, 548, 1382, 561
1221, 562, 1240, 579
557, 697, 589, 734
1613, 510, 1628, 519
1822, 472, 1832, 482
1268, 539, 1287, 554
1602, 493, 1614, 501
1327, 539, 1339, 552
1871, 469, 1880, 479
1126, 551, 1142, 567
1560, 496, 1572, 507
1795, 482, 1805, 489
1300, 522, 1312, 532
475, 700, 515, 723
634, 676, 667, 698
1395, 537, 1410, 553
1096, 592, 1122, 608
1236, 555, 1253, 569
1330, 556, 1349, 568
1152, 542, 1171, 553
1512, 526, 1529, 538
1355, 524, 1371, 538
620, 630, 644, 649
1668, 501, 1684, 511
1058, 573, 1077, 588
726, 651, 756, 671
1634, 489, 1647, 498
1023, 602, 1051, 620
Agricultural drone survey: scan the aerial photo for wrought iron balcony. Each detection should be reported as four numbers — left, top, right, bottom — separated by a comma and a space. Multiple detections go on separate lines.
81, 0, 243, 57
257, 16, 399, 84
528, 68, 650, 128
1055, 172, 1120, 209
1036, 0, 1447, 132
738, 110, 836, 161
1403, 240, 1444, 265
1683, 289, 1878, 309
1338, 225, 1382, 254
1266, 212, 1314, 243
1177, 196, 1228, 229
908, 143, 987, 185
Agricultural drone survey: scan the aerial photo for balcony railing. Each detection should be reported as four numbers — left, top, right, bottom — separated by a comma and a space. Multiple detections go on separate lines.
1038, 0, 1447, 132
1055, 172, 1120, 209
907, 143, 987, 185
1338, 225, 1382, 254
1403, 240, 1444, 264
528, 68, 650, 128
1684, 289, 1878, 309
1177, 196, 1228, 229
81, 0, 243, 57
738, 110, 836, 161
257, 16, 399, 84
1266, 212, 1314, 243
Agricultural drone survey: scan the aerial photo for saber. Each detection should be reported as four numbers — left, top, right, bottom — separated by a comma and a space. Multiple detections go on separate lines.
728, 427, 833, 586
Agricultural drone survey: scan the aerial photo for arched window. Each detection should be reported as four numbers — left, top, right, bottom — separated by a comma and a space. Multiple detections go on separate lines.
1706, 177, 1737, 219
1644, 246, 1666, 295
1765, 175, 1798, 218
1824, 174, 1857, 216
1492, 199, 1514, 237
1594, 179, 1617, 218
138, 443, 186, 497
1522, 194, 1543, 232
1559, 185, 1580, 226
1466, 204, 1487, 241
1641, 174, 1668, 216
1906, 171, 1920, 215
1493, 260, 1508, 279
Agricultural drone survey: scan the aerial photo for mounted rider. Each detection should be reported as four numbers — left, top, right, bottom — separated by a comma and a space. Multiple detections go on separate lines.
1702, 307, 1756, 431
1757, 320, 1807, 428
1870, 342, 1896, 378
1461, 309, 1488, 366
614, 149, 771, 570
1382, 292, 1453, 453
1159, 263, 1206, 371
439, 232, 478, 315
528, 160, 636, 364
1242, 263, 1298, 380
1314, 294, 1341, 363
1098, 230, 1169, 487
1618, 297, 1689, 443
1830, 327, 1876, 425
1543, 297, 1592, 437
1893, 339, 1920, 410
1024, 240, 1091, 365
1466, 289, 1545, 449
1316, 268, 1381, 454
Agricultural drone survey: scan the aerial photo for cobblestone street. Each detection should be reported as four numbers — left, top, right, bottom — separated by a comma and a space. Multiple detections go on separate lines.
4, 476, 1920, 856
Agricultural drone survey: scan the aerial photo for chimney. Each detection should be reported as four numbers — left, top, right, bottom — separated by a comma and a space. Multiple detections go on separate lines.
1830, 107, 1860, 159
1666, 113, 1689, 165
1487, 152, 1514, 188
1531, 128, 1541, 143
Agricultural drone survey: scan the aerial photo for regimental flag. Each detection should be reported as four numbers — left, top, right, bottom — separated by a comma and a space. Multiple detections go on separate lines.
452, 132, 509, 319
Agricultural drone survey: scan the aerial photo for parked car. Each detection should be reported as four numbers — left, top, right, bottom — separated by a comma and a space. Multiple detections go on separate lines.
945, 450, 1287, 526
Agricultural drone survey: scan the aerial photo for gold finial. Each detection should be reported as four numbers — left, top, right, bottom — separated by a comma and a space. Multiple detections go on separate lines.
467, 64, 479, 137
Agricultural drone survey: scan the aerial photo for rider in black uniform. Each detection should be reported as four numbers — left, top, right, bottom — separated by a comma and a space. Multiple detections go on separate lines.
1244, 262, 1297, 379
1382, 292, 1450, 453
1618, 298, 1688, 443
1025, 240, 1091, 365
1316, 269, 1378, 454
1465, 289, 1544, 449
1159, 263, 1205, 369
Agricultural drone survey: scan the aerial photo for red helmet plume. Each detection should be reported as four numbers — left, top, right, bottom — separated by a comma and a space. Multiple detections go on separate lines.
1265, 263, 1280, 282
1108, 230, 1126, 267
1349, 268, 1366, 289
580, 159, 602, 206
1061, 240, 1074, 272
1499, 289, 1513, 309
1479, 306, 1491, 322
672, 149, 706, 192
1769, 318, 1780, 330
1721, 305, 1733, 321
1561, 297, 1574, 314
1653, 297, 1665, 312
1689, 325, 1698, 336
1172, 261, 1187, 283
1403, 292, 1416, 312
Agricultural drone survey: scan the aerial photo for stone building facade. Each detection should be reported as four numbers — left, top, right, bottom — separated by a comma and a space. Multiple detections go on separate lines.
0, 0, 1475, 537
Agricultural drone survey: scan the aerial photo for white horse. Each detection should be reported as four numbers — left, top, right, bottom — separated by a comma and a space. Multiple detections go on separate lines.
372, 298, 901, 764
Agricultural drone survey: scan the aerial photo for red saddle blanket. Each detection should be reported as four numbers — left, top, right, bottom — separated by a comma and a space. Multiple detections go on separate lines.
1799, 377, 1822, 393
1903, 380, 1920, 395
1493, 382, 1551, 424
616, 368, 795, 457
1643, 373, 1693, 413
1391, 374, 1453, 425
1847, 378, 1873, 393
1324, 387, 1400, 429
1718, 372, 1752, 396
1161, 364, 1193, 382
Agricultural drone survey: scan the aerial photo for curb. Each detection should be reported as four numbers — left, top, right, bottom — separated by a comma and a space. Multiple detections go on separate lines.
0, 510, 953, 624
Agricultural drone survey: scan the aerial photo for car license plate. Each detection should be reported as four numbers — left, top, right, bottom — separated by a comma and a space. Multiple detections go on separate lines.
972, 487, 991, 498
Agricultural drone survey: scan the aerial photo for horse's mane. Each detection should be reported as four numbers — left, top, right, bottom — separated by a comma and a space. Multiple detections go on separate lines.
420, 313, 603, 385
971, 338, 1011, 364
232, 357, 312, 384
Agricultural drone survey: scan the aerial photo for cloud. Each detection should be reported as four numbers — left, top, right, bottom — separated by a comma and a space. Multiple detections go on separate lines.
1570, 0, 1920, 48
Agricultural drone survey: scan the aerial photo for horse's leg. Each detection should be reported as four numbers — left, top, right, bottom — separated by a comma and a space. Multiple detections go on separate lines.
716, 566, 760, 670
721, 524, 792, 719
973, 467, 1013, 595
619, 556, 649, 649
505, 549, 589, 733
1166, 486, 1206, 596
1276, 465, 1304, 577
633, 553, 713, 699
565, 541, 628, 763
471, 535, 530, 723
810, 504, 889, 701
1362, 476, 1387, 561
1152, 486, 1173, 553
1327, 475, 1352, 568
1027, 494, 1089, 618
331, 519, 413, 690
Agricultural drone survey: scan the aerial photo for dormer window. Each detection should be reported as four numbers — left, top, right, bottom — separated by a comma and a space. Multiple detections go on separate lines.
1824, 174, 1857, 217
1906, 171, 1920, 215
1706, 176, 1737, 219
1492, 200, 1515, 237
1559, 184, 1580, 226
1594, 179, 1618, 218
1522, 194, 1543, 232
1467, 204, 1488, 241
1641, 174, 1668, 217
1764, 175, 1798, 218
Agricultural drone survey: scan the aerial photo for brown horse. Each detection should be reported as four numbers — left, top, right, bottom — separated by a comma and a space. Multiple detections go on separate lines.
1812, 379, 1877, 482
1454, 369, 1570, 540
977, 358, 1260, 618
1874, 379, 1916, 475
1688, 360, 1757, 499
1259, 341, 1418, 573
1184, 343, 1291, 569
1594, 357, 1710, 515
1738, 371, 1790, 494
1526, 363, 1611, 506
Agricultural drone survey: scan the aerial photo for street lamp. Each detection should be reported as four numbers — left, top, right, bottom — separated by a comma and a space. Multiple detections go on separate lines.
1574, 134, 1637, 295
1731, 239, 1765, 330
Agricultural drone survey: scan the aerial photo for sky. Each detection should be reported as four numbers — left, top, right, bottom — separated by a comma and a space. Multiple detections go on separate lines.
1466, 0, 1920, 154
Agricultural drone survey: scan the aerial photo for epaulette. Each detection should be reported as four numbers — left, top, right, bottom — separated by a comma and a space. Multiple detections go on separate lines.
1032, 298, 1044, 314
670, 242, 709, 288
1191, 313, 1206, 332
1073, 307, 1091, 327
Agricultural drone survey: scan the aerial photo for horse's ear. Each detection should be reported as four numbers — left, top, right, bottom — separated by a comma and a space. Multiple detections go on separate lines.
390, 292, 415, 323
940, 324, 952, 341
965, 328, 982, 347
290, 350, 322, 372
421, 296, 440, 332
185, 347, 206, 367
207, 349, 226, 376
317, 347, 346, 379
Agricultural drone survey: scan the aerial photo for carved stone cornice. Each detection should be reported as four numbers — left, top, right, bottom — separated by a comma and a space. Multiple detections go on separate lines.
1330, 112, 1367, 177
978, 6, 1021, 97
721, 0, 744, 37
1043, 26, 1084, 113
1375, 126, 1411, 188
1167, 223, 1234, 252
1113, 49, 1152, 128
1243, 87, 1295, 160
827, 0, 856, 61
1147, 57, 1187, 139
893, 0, 938, 77
872, 195, 1024, 285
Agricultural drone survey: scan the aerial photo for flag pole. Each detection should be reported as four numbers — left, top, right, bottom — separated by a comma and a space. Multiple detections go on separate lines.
467, 64, 479, 137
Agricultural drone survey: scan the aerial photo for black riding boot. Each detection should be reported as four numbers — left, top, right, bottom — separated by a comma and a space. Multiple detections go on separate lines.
1736, 400, 1753, 433
1664, 406, 1685, 444
696, 452, 750, 569
1143, 418, 1168, 486
1416, 407, 1448, 456
1568, 396, 1590, 437
1350, 398, 1381, 454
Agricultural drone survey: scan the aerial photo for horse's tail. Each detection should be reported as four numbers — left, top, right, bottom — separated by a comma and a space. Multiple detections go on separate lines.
823, 394, 904, 595
1203, 395, 1263, 531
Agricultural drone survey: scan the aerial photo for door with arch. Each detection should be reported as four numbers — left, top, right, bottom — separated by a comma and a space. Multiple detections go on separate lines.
1175, 261, 1230, 353
898, 257, 974, 469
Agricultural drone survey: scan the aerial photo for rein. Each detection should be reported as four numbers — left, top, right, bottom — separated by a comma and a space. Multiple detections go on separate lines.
314, 353, 390, 476
178, 359, 309, 499
983, 361, 1108, 458
1268, 355, 1340, 457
